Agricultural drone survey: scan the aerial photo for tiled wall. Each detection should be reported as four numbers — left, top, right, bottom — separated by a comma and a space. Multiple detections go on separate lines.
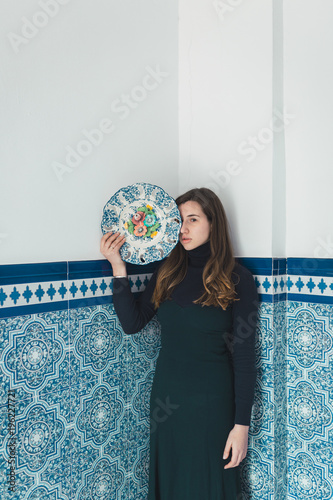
0, 258, 332, 499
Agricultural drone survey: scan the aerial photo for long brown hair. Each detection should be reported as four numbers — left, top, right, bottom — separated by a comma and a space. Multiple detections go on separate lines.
152, 187, 239, 309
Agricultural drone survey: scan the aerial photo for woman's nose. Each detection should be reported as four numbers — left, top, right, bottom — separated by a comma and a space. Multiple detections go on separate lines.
180, 221, 188, 233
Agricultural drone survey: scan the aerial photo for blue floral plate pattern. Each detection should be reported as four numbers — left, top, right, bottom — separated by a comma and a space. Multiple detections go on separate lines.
101, 183, 181, 265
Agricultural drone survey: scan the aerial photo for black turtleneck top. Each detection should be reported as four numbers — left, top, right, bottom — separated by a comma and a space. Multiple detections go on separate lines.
113, 240, 258, 426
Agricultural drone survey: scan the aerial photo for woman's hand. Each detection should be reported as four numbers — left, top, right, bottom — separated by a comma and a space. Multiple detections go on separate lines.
222, 424, 249, 469
100, 232, 127, 276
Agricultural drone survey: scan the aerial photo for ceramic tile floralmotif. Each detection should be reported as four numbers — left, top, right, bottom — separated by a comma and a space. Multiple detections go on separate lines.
0, 258, 332, 499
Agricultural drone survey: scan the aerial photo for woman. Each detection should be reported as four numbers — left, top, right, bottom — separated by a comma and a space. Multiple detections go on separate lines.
100, 187, 258, 500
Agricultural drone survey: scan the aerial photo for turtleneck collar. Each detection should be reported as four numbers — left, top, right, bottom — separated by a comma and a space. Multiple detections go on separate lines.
187, 240, 211, 268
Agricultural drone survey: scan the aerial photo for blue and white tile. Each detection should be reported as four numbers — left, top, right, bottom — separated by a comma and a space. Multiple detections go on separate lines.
69, 305, 125, 396
0, 280, 70, 311
41, 427, 95, 500
129, 317, 161, 362
250, 379, 274, 438
73, 383, 124, 449
1, 313, 70, 403
0, 315, 33, 406
286, 301, 333, 499
287, 428, 303, 456
70, 364, 128, 496
0, 468, 35, 500
288, 380, 332, 442
126, 443, 150, 500
286, 275, 333, 299
254, 274, 287, 297
308, 357, 333, 398
25, 485, 67, 500
75, 456, 126, 500
287, 303, 332, 368
240, 448, 275, 500
1, 390, 72, 500
125, 342, 156, 402
287, 452, 332, 500
14, 399, 67, 473
70, 305, 124, 361
308, 428, 333, 480
256, 303, 274, 366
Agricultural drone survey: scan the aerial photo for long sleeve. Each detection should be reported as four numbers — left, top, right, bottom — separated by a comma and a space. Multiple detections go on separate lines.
230, 263, 259, 426
112, 263, 162, 334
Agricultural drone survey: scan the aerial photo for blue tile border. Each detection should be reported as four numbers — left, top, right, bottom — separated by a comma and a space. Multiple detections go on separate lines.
287, 293, 333, 305
0, 262, 67, 286
0, 301, 69, 318
236, 257, 273, 275
0, 258, 332, 317
68, 259, 159, 280
288, 258, 333, 276
0, 259, 159, 284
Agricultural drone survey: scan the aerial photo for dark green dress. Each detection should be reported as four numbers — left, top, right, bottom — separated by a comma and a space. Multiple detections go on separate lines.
113, 241, 258, 500
148, 300, 242, 500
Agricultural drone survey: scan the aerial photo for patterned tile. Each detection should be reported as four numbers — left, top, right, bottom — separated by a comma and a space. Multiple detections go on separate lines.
286, 275, 333, 297
287, 304, 332, 368
288, 380, 332, 441
0, 267, 154, 319
0, 316, 32, 406
126, 443, 150, 500
69, 304, 125, 393
240, 448, 275, 499
74, 456, 126, 499
287, 452, 332, 500
0, 389, 72, 500
0, 280, 70, 309
50, 427, 97, 499
72, 383, 125, 448
0, 313, 70, 406
0, 470, 35, 500
286, 301, 333, 500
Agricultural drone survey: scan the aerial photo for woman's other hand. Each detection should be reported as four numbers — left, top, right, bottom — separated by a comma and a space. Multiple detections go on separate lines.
222, 424, 249, 469
100, 232, 127, 276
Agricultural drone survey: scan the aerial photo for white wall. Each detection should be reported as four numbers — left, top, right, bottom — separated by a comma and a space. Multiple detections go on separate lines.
179, 0, 273, 258
0, 0, 178, 264
272, 0, 286, 258
2, 1, 332, 265
284, 0, 333, 259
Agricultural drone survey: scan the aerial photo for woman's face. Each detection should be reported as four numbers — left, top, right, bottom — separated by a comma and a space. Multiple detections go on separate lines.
178, 201, 211, 251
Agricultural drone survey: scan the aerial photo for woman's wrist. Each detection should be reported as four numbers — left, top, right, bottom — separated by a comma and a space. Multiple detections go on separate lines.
234, 424, 249, 431
112, 264, 127, 277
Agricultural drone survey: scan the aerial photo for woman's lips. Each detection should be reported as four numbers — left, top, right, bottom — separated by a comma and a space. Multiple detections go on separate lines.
181, 237, 191, 243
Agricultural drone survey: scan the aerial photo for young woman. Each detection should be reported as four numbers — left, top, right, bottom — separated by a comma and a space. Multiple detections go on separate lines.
100, 187, 258, 500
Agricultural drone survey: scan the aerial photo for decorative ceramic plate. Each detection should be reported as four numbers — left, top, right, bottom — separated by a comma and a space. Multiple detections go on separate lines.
101, 183, 181, 265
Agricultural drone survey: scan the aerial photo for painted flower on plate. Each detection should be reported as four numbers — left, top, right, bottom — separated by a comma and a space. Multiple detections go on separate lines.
134, 223, 148, 237
132, 211, 145, 225
144, 214, 156, 227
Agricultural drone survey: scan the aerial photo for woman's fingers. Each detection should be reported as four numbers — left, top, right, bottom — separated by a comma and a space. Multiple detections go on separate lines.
223, 439, 231, 461
113, 234, 126, 245
100, 232, 115, 252
110, 235, 126, 253
100, 232, 125, 258
224, 451, 241, 469
101, 232, 122, 249
222, 426, 248, 469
